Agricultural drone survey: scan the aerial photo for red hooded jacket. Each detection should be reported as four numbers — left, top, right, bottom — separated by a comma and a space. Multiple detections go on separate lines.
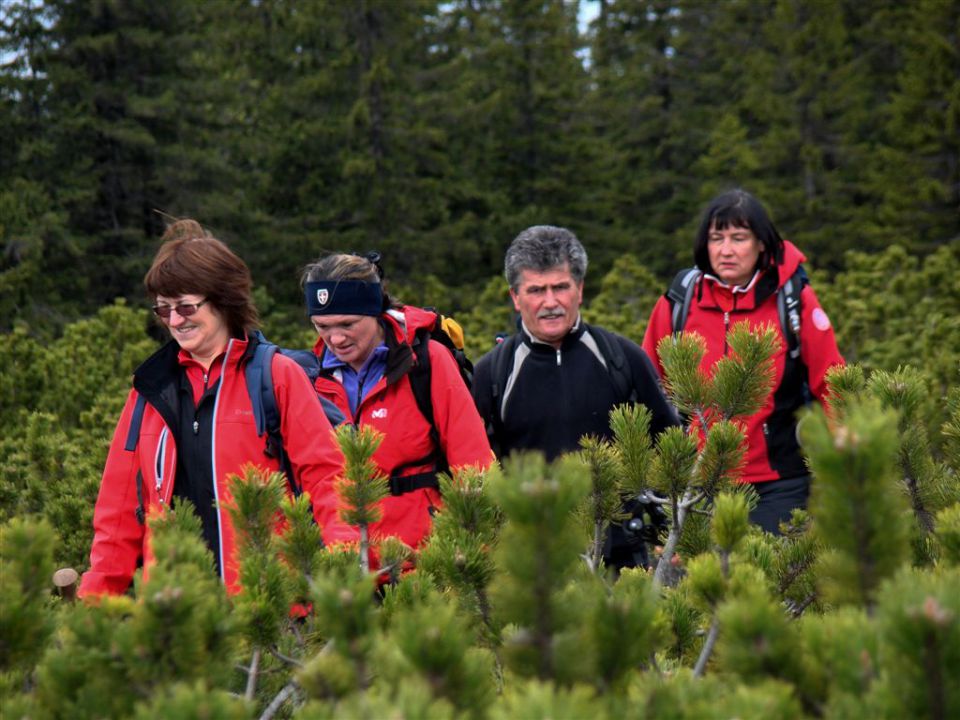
642, 241, 844, 484
79, 334, 346, 597
312, 306, 492, 557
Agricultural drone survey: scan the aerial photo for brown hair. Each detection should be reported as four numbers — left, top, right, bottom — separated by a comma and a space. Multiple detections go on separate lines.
144, 219, 259, 336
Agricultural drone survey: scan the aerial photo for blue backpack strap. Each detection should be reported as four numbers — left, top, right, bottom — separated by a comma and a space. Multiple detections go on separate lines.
281, 348, 347, 428
122, 394, 148, 524
666, 267, 701, 335
124, 393, 148, 451
246, 331, 278, 438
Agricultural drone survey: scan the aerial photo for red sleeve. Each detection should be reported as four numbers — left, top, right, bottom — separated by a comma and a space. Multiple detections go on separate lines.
270, 354, 356, 546
799, 285, 845, 405
78, 389, 147, 597
427, 341, 494, 471
642, 296, 674, 379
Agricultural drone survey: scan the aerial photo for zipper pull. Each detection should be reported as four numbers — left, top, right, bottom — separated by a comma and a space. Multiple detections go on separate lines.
556, 349, 561, 366
723, 311, 731, 356
193, 419, 199, 435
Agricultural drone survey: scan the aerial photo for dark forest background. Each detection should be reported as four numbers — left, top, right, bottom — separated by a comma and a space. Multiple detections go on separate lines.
2, 0, 958, 337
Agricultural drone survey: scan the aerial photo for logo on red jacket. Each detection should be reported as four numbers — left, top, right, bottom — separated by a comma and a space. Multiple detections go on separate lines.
371, 408, 388, 419
812, 308, 832, 331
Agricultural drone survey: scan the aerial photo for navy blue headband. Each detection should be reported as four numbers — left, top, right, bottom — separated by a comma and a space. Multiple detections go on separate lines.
305, 280, 383, 317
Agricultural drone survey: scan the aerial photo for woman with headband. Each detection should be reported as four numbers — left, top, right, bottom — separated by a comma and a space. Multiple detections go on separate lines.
302, 253, 492, 572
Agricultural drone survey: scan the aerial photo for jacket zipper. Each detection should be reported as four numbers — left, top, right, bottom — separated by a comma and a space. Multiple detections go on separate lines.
208, 339, 232, 580
723, 311, 730, 355
556, 348, 562, 366
195, 370, 211, 434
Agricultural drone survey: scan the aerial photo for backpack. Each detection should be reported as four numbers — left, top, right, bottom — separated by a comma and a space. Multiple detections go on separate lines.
245, 331, 347, 499
386, 308, 474, 493
666, 265, 808, 360
124, 332, 347, 525
485, 323, 637, 454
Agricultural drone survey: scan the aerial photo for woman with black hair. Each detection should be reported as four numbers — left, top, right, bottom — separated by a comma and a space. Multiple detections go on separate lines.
642, 189, 844, 533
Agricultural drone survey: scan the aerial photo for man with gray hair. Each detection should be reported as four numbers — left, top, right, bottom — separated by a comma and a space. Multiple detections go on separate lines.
471, 225, 679, 569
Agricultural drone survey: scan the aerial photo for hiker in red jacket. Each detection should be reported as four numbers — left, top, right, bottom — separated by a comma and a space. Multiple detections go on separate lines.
79, 219, 345, 597
302, 253, 492, 569
643, 189, 844, 534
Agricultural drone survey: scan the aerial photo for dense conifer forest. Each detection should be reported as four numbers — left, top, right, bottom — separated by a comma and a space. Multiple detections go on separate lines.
2, 1, 959, 718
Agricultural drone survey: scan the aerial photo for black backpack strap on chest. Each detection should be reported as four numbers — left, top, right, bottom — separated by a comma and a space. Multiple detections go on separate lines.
482, 334, 520, 459
777, 265, 807, 360
490, 333, 520, 424
584, 323, 637, 403
667, 267, 702, 335
405, 327, 449, 479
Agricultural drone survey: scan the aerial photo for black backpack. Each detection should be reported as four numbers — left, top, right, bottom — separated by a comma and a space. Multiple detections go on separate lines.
383, 308, 474, 494
666, 265, 808, 360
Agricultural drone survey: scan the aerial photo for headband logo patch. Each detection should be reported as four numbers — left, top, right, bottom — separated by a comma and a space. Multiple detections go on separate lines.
316, 289, 330, 306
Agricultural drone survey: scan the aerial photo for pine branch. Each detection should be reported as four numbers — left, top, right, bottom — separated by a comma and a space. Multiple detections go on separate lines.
693, 617, 720, 677
244, 648, 260, 702
259, 682, 299, 720
269, 646, 304, 668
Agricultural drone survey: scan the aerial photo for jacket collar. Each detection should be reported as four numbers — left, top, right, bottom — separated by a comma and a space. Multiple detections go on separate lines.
519, 314, 584, 351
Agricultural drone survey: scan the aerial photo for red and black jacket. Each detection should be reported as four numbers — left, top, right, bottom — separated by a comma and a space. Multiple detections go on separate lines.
312, 306, 492, 561
79, 333, 346, 597
642, 241, 844, 484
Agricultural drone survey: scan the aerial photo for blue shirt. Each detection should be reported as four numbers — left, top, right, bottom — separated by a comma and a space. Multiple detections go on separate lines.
321, 343, 389, 417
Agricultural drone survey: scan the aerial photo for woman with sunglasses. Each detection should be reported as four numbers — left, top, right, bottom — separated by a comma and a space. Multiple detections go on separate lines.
79, 219, 346, 597
302, 253, 492, 575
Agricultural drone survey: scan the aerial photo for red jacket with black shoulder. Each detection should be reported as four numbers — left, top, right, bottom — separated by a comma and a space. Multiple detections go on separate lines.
642, 241, 844, 484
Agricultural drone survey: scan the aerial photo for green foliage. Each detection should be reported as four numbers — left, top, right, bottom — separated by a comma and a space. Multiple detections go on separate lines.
28, 503, 235, 719
657, 333, 711, 418
609, 403, 654, 497
226, 467, 295, 650
487, 452, 589, 683
710, 323, 779, 420
802, 401, 911, 608
2, 3, 959, 710
334, 425, 388, 530
871, 566, 960, 719
131, 681, 250, 720
0, 517, 57, 672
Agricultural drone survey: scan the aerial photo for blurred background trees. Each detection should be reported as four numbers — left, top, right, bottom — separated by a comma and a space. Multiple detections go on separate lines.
2, 0, 957, 335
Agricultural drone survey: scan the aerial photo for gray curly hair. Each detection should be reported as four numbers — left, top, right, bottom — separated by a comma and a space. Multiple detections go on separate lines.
504, 225, 588, 291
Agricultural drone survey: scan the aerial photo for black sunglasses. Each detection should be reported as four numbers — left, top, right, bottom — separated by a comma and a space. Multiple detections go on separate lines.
152, 299, 209, 319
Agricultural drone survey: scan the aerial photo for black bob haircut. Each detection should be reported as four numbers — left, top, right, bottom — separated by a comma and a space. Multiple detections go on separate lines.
693, 189, 785, 276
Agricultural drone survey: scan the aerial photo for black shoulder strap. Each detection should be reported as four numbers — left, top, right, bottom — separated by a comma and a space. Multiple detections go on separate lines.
666, 267, 702, 334
390, 328, 450, 486
490, 333, 520, 423
408, 327, 436, 438
585, 324, 636, 403
777, 265, 808, 360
